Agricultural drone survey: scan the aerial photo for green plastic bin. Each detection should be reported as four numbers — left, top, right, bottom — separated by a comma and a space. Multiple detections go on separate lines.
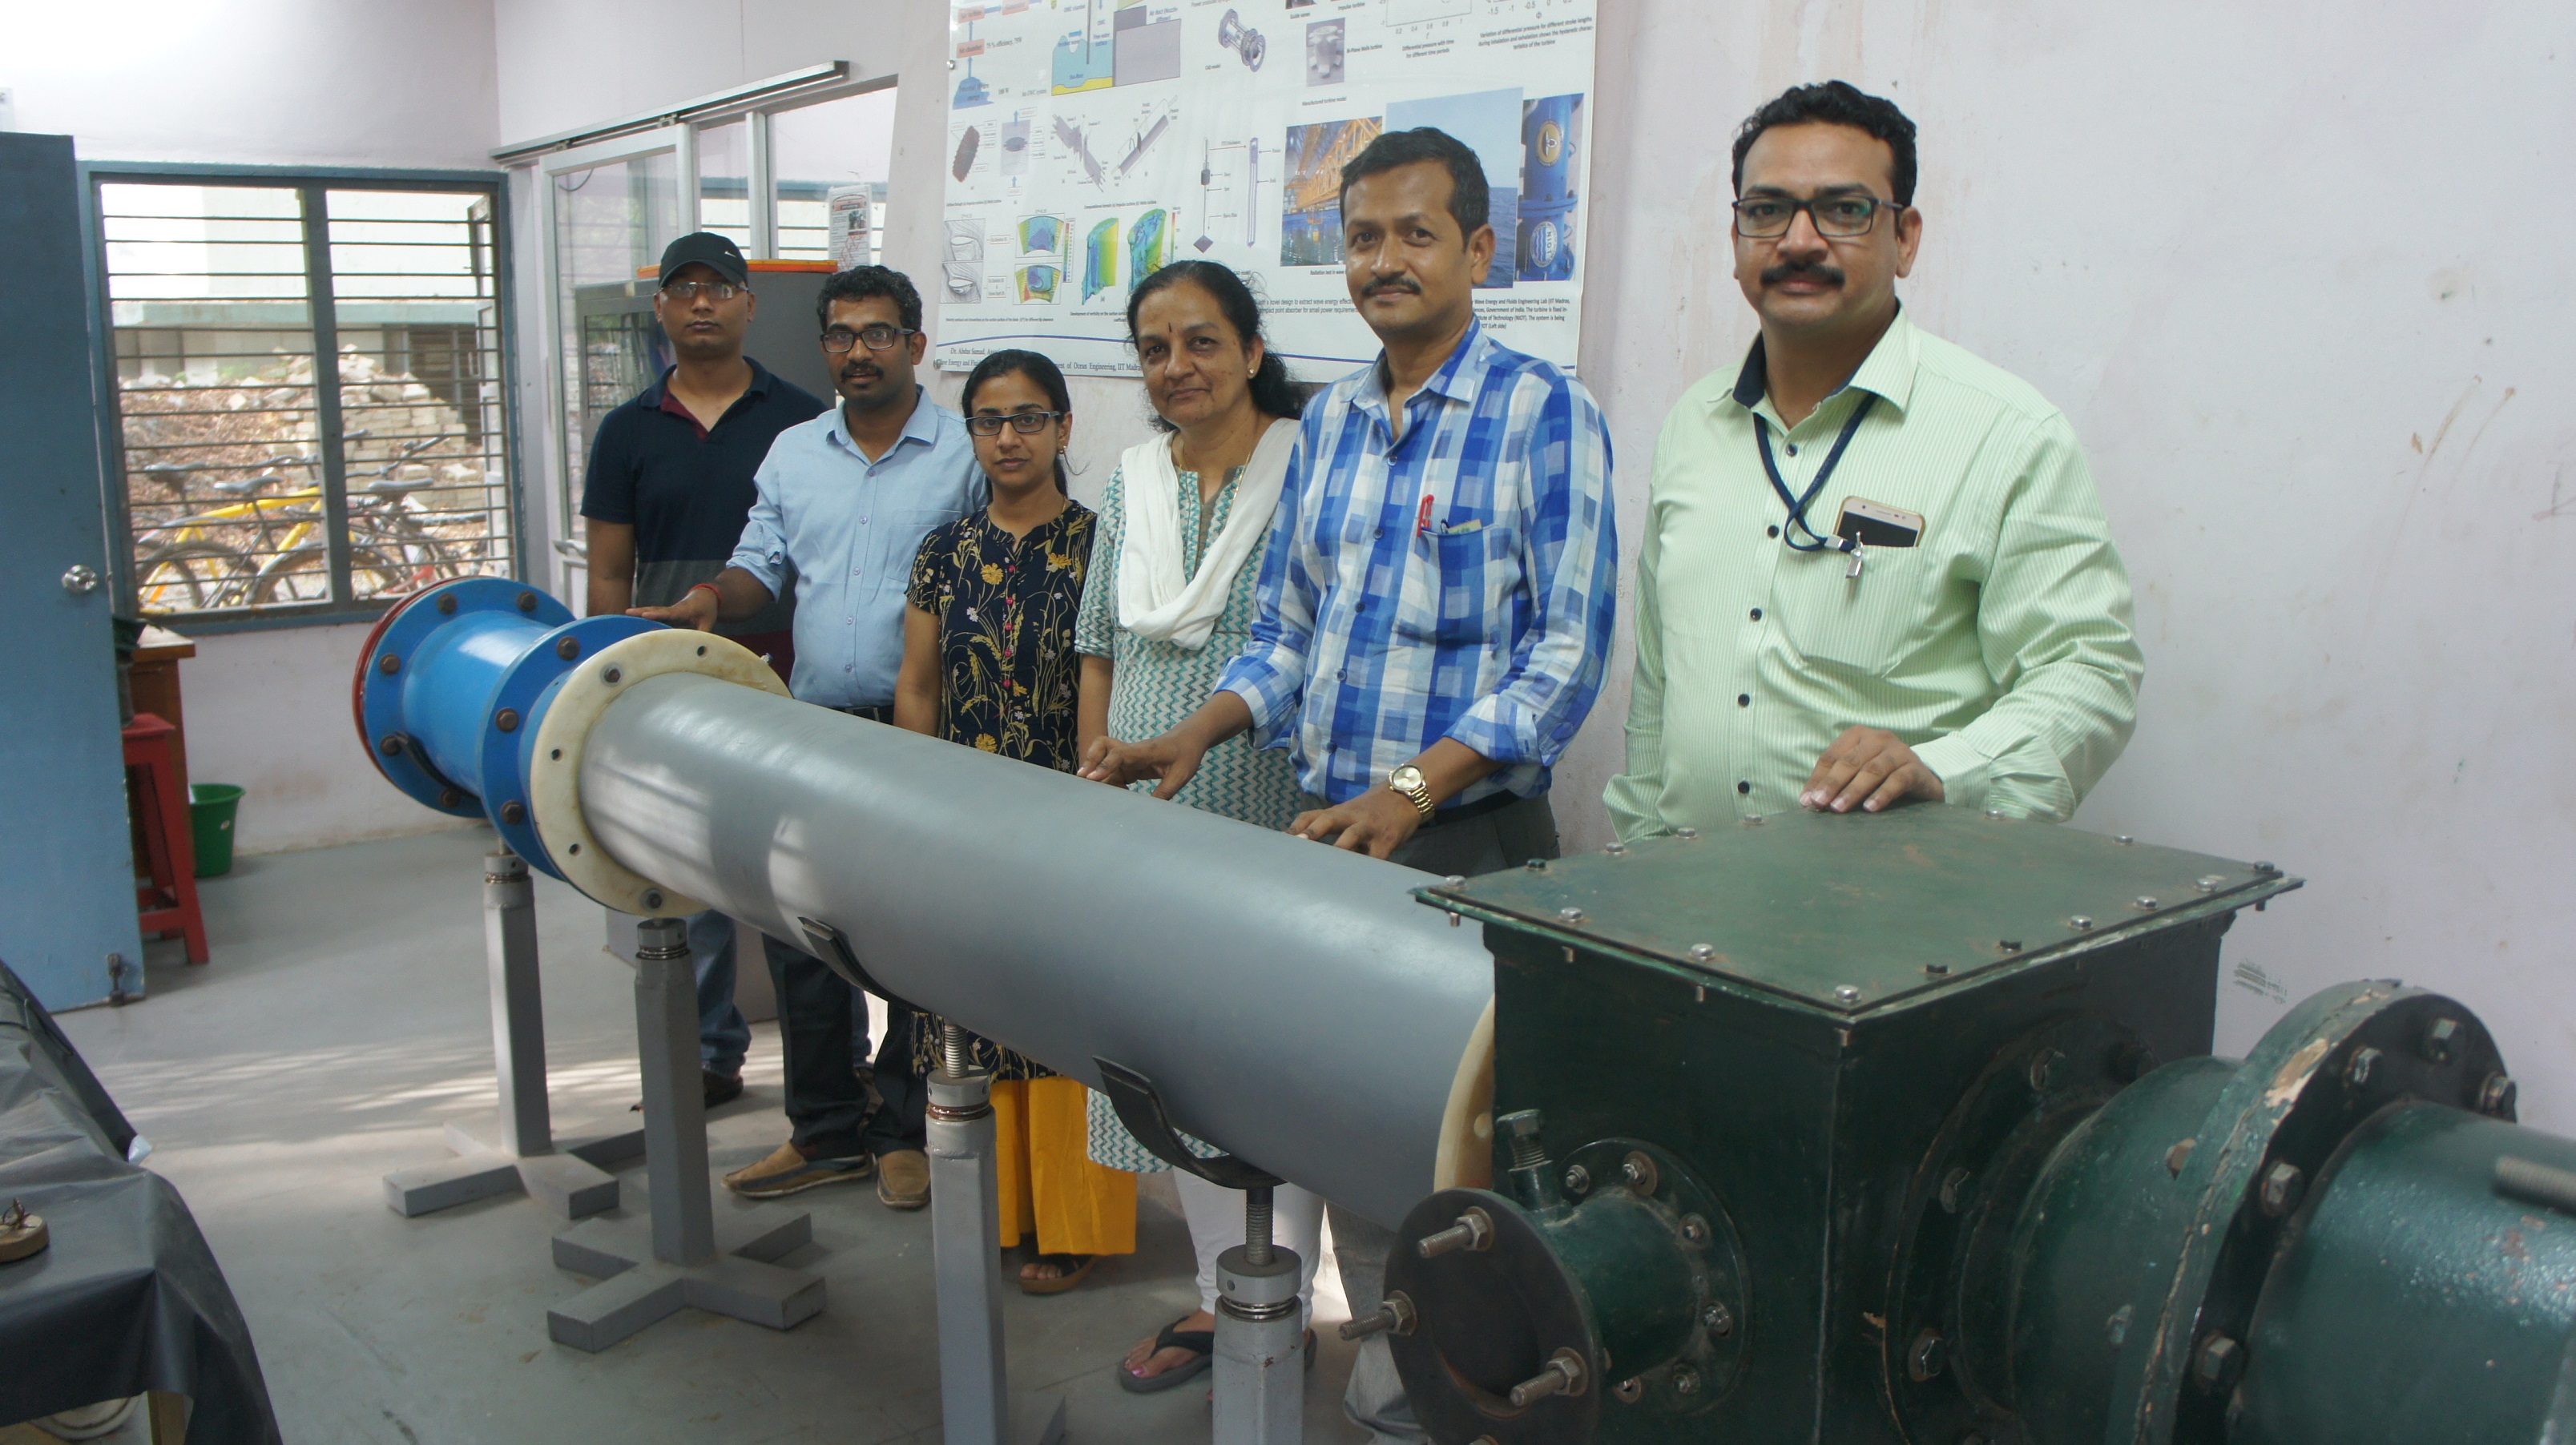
189, 783, 245, 878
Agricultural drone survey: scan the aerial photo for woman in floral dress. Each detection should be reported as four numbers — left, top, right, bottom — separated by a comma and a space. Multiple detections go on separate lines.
894, 348, 1127, 1293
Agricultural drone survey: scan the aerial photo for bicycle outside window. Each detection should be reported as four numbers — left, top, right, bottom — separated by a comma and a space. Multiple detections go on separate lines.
90, 167, 518, 626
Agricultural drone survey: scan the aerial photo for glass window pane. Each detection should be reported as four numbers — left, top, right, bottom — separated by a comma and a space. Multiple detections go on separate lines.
101, 183, 324, 614
552, 152, 684, 529
326, 189, 513, 606
771, 88, 897, 264
697, 120, 752, 252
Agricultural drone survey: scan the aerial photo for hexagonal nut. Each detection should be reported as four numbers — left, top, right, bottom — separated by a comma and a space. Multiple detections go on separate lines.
2258, 1161, 2305, 1218
2480, 1073, 2519, 1117
2424, 1017, 2462, 1064
2191, 1334, 2246, 1392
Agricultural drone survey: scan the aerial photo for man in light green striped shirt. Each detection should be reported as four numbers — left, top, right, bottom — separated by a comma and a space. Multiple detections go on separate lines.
1604, 82, 2142, 838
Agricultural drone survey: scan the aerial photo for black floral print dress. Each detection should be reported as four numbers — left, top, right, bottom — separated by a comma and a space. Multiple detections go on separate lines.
902, 501, 1095, 1078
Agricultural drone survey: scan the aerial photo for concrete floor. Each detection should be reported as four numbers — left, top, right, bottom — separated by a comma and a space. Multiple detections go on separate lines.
55, 825, 1373, 1444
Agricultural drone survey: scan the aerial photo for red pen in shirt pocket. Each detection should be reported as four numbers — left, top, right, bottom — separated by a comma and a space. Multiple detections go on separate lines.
1416, 493, 1434, 537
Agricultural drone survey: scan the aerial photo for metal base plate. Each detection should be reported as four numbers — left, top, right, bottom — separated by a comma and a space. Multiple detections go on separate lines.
382, 1116, 646, 1219
546, 1211, 823, 1351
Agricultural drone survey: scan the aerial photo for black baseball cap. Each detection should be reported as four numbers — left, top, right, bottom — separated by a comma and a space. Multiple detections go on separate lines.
659, 231, 750, 288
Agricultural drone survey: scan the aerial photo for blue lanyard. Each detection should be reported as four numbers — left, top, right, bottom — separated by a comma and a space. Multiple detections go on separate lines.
1754, 393, 1877, 553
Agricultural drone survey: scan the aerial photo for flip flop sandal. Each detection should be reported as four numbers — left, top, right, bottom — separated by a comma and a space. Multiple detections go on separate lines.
1118, 1316, 1215, 1394
1018, 1252, 1099, 1296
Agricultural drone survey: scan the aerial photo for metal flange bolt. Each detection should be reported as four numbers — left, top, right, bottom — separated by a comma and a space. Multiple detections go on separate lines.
1508, 1349, 1589, 1407
1338, 1290, 1417, 1340
2346, 1045, 2383, 1089
1500, 1110, 1547, 1170
1416, 1207, 1495, 1258
1908, 1327, 1948, 1383
1702, 1302, 1735, 1336
1563, 1164, 1591, 1195
2481, 1073, 2519, 1116
2192, 1334, 2247, 1393
2260, 1161, 2306, 1218
2424, 1017, 2461, 1064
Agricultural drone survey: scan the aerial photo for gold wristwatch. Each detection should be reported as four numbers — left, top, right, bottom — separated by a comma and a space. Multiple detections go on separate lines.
1387, 763, 1436, 819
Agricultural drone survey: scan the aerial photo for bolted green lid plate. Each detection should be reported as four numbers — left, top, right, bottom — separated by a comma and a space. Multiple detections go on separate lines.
1420, 807, 2300, 1015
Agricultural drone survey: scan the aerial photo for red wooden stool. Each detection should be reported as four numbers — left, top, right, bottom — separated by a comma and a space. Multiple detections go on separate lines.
123, 712, 210, 966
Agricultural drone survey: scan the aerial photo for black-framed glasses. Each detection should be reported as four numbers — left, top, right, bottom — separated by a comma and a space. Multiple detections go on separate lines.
822, 324, 917, 353
661, 280, 743, 302
965, 410, 1065, 436
1731, 193, 1897, 239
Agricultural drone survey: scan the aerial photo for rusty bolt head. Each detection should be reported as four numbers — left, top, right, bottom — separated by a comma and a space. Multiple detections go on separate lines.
377, 735, 403, 757
1835, 984, 1864, 1004
556, 637, 581, 660
1908, 1328, 1948, 1383
1619, 1152, 1659, 1194
437, 787, 463, 808
2480, 1073, 2518, 1117
2424, 1018, 2461, 1064
2259, 1161, 2305, 1218
1689, 944, 1717, 964
2346, 1045, 2383, 1089
494, 708, 520, 733
2029, 1047, 2066, 1093
2191, 1334, 2245, 1392
1562, 1164, 1590, 1195
1558, 907, 1586, 924
1611, 1379, 1643, 1404
1672, 1367, 1701, 1396
2166, 1138, 2198, 1177
498, 801, 525, 824
603, 666, 623, 684
1702, 1302, 1733, 1336
436, 593, 458, 614
377, 653, 401, 674
516, 590, 538, 612
1501, 1109, 1544, 1143
1680, 1214, 1709, 1246
1939, 1166, 1972, 1215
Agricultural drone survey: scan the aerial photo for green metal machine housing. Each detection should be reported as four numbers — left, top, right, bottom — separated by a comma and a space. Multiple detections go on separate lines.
1382, 807, 2576, 1445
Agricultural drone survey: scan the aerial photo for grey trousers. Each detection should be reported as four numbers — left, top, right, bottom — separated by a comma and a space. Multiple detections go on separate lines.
1321, 789, 1559, 1443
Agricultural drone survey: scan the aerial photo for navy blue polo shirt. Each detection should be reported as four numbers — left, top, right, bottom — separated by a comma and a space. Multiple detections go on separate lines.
578, 358, 829, 646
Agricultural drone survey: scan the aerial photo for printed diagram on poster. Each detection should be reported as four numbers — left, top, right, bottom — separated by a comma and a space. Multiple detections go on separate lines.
937, 0, 1598, 378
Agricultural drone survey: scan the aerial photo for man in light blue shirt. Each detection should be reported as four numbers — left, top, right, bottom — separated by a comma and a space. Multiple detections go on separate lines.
639, 265, 982, 1206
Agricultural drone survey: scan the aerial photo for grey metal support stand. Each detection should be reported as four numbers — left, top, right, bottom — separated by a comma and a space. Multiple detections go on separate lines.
383, 849, 643, 1218
546, 916, 824, 1350
927, 1023, 1067, 1445
1214, 1184, 1304, 1444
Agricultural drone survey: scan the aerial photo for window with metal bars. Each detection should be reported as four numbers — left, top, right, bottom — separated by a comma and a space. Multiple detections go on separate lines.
95, 173, 515, 622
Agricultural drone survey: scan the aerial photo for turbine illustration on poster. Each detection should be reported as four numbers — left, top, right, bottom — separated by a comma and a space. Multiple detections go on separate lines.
1282, 118, 1383, 266
1518, 94, 1582, 282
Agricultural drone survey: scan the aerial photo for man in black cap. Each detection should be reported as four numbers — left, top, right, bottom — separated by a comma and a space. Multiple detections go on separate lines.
580, 231, 828, 1106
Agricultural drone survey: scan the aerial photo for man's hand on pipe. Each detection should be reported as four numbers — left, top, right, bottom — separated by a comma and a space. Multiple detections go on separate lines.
1288, 788, 1425, 860
1801, 725, 1945, 814
630, 587, 721, 632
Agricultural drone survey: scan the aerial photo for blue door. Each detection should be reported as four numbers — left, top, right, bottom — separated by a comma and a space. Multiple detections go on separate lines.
0, 132, 143, 1008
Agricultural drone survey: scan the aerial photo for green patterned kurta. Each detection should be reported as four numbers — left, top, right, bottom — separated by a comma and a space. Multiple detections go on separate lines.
905, 501, 1095, 1081
1078, 456, 1302, 1170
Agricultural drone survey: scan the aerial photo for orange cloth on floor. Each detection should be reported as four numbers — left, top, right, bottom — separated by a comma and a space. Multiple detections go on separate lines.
990, 1077, 1137, 1256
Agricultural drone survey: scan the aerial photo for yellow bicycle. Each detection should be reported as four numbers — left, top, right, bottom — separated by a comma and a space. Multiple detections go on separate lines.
134, 444, 471, 611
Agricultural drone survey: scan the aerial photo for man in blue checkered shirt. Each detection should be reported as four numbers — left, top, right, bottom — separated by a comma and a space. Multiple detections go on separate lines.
1082, 125, 1618, 1445
1083, 126, 1618, 877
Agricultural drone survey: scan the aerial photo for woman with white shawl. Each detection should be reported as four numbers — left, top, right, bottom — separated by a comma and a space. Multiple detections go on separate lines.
1072, 261, 1321, 1392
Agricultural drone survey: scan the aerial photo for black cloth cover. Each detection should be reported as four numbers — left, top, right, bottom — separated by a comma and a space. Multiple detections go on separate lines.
0, 959, 280, 1443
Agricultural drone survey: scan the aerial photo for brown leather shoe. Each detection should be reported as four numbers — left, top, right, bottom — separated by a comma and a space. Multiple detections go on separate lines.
876, 1148, 931, 1210
723, 1140, 874, 1198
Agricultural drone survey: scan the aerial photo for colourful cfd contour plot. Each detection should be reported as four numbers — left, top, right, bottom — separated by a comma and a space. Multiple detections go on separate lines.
1084, 217, 1120, 300
1127, 209, 1170, 283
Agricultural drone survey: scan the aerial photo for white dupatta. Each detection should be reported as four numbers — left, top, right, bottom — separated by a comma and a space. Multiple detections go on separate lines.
1115, 417, 1298, 650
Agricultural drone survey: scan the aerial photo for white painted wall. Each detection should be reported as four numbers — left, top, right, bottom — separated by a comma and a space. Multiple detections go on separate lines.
180, 622, 478, 855
1, 0, 498, 169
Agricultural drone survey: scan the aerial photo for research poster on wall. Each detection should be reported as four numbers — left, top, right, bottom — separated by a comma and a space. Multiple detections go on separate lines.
934, 0, 1598, 378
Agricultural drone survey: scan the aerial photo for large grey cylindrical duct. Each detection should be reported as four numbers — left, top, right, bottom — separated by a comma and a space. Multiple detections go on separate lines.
576, 674, 1494, 1227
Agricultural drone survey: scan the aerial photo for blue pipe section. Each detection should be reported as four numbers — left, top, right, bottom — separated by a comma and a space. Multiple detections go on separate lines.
354, 577, 660, 879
